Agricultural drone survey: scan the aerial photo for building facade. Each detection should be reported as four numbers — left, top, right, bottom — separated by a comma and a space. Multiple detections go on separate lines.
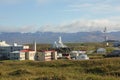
36, 51, 57, 61
0, 41, 29, 60
9, 49, 36, 60
9, 51, 25, 60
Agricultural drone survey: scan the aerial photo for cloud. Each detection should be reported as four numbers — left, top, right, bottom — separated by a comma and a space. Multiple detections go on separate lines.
0, 0, 120, 33
40, 19, 120, 33
0, 25, 37, 33
1, 18, 120, 33
66, 2, 120, 14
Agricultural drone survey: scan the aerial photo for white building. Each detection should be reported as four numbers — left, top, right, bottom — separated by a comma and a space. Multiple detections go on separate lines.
37, 50, 57, 61
9, 49, 36, 60
9, 41, 37, 61
21, 49, 36, 60
0, 41, 10, 46
97, 48, 106, 54
52, 36, 67, 48
76, 54, 89, 60
70, 50, 86, 58
9, 51, 25, 60
70, 51, 89, 60
0, 41, 29, 59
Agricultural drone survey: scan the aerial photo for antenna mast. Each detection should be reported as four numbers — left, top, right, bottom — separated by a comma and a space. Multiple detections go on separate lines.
103, 27, 109, 46
104, 27, 107, 42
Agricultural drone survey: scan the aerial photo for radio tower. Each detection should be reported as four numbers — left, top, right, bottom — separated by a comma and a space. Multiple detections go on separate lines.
103, 27, 109, 46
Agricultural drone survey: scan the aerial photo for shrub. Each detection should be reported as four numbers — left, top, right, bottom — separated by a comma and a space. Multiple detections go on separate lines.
107, 71, 120, 77
86, 66, 109, 75
9, 69, 32, 76
35, 75, 67, 80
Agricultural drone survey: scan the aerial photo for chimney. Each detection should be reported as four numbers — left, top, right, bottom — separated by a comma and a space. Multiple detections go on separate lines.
34, 41, 37, 53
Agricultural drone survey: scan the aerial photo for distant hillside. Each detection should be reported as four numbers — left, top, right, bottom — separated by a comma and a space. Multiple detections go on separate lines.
0, 31, 120, 44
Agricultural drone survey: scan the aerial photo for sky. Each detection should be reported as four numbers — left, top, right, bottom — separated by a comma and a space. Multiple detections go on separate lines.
0, 0, 120, 33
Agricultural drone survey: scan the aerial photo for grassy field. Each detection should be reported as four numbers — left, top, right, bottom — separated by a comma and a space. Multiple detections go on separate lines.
0, 58, 120, 80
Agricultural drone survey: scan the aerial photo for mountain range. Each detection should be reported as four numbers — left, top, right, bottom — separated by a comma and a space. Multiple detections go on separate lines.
0, 31, 120, 44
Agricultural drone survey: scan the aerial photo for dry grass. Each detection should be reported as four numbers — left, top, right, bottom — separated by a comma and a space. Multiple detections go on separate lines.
0, 58, 120, 80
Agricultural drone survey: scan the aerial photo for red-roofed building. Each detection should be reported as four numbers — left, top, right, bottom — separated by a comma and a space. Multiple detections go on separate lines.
21, 49, 36, 60
9, 49, 36, 60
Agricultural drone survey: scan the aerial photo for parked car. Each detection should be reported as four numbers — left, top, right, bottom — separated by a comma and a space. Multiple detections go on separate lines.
105, 50, 120, 57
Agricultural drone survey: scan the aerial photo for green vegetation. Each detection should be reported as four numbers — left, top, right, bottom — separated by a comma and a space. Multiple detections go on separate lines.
28, 42, 114, 53
0, 58, 120, 80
